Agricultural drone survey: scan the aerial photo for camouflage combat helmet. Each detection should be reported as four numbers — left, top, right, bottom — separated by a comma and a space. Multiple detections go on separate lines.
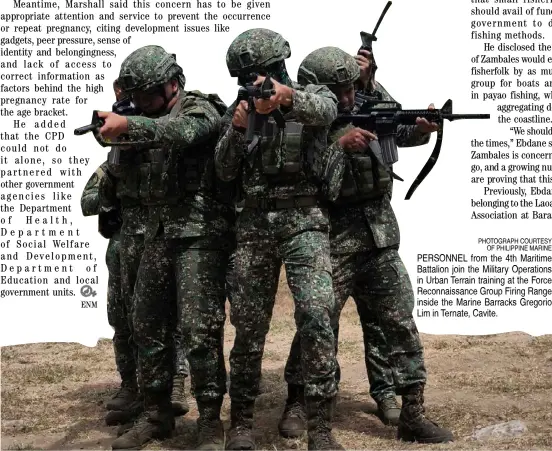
226, 28, 291, 77
118, 45, 185, 93
297, 46, 360, 87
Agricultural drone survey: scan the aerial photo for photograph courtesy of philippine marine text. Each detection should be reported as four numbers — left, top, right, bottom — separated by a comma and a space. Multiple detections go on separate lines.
2, 0, 552, 449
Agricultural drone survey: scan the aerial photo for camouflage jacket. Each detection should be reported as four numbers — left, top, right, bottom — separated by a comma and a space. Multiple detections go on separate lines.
81, 162, 123, 239
126, 90, 235, 244
81, 162, 111, 217
214, 82, 338, 200
328, 83, 432, 253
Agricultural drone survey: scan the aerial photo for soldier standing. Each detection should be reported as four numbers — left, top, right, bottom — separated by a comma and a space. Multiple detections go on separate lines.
80, 161, 135, 417
215, 28, 343, 451
281, 46, 453, 444
96, 46, 234, 449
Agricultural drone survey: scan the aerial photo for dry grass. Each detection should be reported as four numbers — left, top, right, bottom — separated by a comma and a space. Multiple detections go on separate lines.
2, 269, 552, 449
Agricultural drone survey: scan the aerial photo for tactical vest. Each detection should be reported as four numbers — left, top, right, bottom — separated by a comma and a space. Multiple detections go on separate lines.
137, 92, 226, 206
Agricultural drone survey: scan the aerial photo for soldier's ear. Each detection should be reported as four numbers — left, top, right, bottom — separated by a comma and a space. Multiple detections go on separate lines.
170, 78, 179, 93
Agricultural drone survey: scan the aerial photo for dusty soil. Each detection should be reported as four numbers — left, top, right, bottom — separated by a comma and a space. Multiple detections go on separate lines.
3, 272, 552, 450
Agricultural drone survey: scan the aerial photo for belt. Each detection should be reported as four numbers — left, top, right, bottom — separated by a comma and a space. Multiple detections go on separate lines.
243, 196, 321, 210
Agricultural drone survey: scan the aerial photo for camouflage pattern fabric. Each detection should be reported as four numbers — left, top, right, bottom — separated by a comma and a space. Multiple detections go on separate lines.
118, 45, 186, 93
128, 90, 231, 407
297, 46, 360, 88
284, 82, 431, 401
225, 28, 290, 75
106, 231, 137, 383
284, 245, 427, 397
132, 237, 228, 402
119, 231, 144, 379
214, 82, 338, 198
81, 165, 136, 383
125, 92, 234, 242
215, 77, 340, 405
226, 244, 236, 305
230, 213, 336, 403
81, 162, 111, 216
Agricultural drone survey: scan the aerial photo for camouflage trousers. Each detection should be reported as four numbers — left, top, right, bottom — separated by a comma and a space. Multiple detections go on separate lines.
285, 246, 426, 399
230, 228, 337, 404
226, 246, 236, 304
132, 236, 227, 405
106, 232, 136, 384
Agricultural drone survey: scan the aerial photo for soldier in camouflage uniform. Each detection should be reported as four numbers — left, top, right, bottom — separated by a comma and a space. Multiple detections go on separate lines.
215, 28, 343, 451
89, 80, 191, 435
80, 82, 142, 423
97, 45, 234, 450
281, 47, 453, 444
80, 162, 136, 417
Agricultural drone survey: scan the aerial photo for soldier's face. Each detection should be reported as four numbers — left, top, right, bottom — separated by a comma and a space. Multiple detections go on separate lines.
330, 84, 355, 113
131, 81, 177, 116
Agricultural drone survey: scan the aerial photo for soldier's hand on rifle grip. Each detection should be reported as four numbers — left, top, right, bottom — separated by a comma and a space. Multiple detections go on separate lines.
338, 127, 377, 153
415, 103, 440, 134
355, 50, 375, 91
232, 101, 249, 130
253, 75, 293, 114
97, 111, 129, 139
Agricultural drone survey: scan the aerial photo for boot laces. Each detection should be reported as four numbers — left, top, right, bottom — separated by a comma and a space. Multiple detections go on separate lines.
286, 401, 306, 419
379, 397, 400, 411
172, 376, 185, 398
124, 412, 154, 437
313, 424, 339, 449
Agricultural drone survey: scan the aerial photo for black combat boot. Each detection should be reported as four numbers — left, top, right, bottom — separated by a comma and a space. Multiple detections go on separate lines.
225, 402, 255, 450
171, 374, 190, 416
106, 377, 138, 411
375, 396, 401, 426
306, 398, 344, 450
397, 384, 453, 443
196, 397, 225, 450
278, 384, 306, 438
111, 394, 174, 449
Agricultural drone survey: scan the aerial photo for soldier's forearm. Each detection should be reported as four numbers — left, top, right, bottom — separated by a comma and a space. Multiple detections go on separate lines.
396, 124, 431, 148
290, 90, 338, 126
214, 127, 245, 181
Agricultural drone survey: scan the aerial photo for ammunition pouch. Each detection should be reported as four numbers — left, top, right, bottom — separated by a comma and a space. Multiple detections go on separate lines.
178, 156, 204, 193
98, 209, 122, 239
260, 120, 304, 175
339, 153, 391, 200
115, 166, 140, 203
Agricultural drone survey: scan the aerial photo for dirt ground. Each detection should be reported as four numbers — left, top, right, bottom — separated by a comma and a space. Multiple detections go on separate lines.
3, 272, 552, 450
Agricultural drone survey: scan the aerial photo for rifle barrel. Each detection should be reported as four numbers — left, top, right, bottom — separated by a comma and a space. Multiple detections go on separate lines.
443, 114, 491, 121
74, 123, 97, 135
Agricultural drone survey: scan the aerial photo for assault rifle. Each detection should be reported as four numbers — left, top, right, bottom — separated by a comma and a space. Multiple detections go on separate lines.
74, 98, 156, 164
236, 73, 285, 152
337, 95, 491, 199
